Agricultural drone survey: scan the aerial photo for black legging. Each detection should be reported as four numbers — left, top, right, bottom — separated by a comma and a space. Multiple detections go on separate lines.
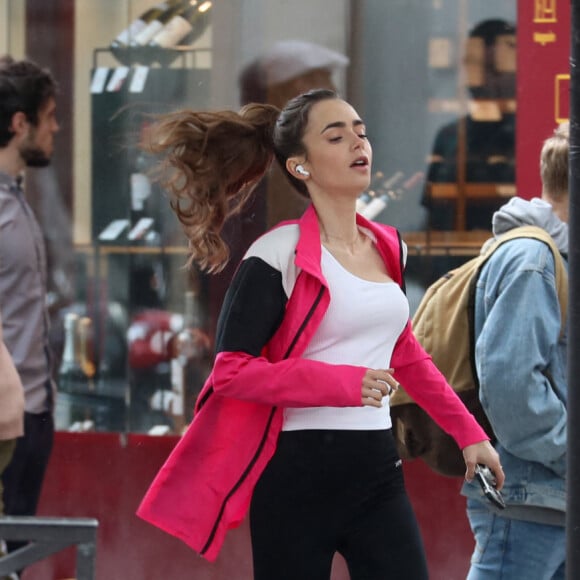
250, 429, 429, 580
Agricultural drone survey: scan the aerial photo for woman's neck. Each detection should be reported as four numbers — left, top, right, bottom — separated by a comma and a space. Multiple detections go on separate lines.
313, 190, 367, 253
319, 220, 366, 255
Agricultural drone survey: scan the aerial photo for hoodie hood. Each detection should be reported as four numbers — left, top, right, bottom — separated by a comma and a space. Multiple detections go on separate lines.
492, 197, 568, 254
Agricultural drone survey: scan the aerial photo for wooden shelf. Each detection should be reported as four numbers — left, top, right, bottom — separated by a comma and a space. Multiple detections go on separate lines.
427, 182, 516, 200
402, 230, 492, 256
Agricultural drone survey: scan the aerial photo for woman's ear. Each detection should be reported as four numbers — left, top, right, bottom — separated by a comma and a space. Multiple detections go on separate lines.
286, 158, 310, 179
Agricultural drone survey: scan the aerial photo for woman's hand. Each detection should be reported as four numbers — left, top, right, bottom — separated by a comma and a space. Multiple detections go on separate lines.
361, 368, 399, 408
462, 440, 505, 490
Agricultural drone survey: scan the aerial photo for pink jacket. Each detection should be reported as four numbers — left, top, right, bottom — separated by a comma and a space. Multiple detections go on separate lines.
137, 206, 488, 561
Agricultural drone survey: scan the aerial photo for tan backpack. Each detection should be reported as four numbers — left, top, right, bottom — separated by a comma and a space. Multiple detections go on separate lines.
390, 225, 568, 477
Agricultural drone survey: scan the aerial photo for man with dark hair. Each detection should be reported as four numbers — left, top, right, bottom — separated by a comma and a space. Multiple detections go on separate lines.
0, 55, 59, 562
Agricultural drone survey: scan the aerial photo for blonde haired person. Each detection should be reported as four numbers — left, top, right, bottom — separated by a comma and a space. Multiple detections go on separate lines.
461, 123, 569, 579
138, 88, 502, 579
540, 122, 569, 221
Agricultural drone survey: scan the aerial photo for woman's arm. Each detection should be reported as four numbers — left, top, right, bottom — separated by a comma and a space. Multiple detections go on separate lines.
212, 256, 364, 408
390, 322, 503, 484
390, 321, 489, 450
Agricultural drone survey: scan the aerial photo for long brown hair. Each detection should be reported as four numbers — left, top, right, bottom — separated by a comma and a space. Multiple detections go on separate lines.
144, 88, 338, 272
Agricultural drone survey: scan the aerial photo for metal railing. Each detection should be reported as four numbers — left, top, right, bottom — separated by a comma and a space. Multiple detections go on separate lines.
0, 517, 98, 579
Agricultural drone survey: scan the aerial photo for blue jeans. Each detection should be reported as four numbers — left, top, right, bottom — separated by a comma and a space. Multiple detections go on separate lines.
466, 499, 565, 580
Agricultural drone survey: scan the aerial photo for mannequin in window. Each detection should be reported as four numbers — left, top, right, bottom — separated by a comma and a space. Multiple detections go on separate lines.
423, 19, 516, 231
238, 40, 349, 230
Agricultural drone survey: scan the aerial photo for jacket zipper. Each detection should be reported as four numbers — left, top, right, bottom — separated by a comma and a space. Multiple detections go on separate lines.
282, 286, 325, 358
196, 385, 214, 413
396, 230, 406, 294
200, 405, 277, 556
200, 285, 326, 556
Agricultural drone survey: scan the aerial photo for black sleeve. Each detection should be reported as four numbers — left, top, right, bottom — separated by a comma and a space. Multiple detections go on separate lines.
214, 257, 287, 356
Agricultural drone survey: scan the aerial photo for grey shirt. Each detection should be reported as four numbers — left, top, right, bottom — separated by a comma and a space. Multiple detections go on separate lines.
0, 171, 55, 413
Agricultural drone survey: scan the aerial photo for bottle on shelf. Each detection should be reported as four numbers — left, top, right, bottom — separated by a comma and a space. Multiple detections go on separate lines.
394, 171, 425, 199
361, 192, 391, 220
149, 1, 213, 50
355, 190, 374, 214
58, 312, 84, 394
361, 171, 425, 220
110, 0, 185, 65
130, 0, 190, 49
169, 288, 210, 433
78, 316, 97, 391
127, 123, 155, 243
175, 290, 204, 364
356, 170, 388, 213
379, 170, 406, 192
361, 171, 405, 219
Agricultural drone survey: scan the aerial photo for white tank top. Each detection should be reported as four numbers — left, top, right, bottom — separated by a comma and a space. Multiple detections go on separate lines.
283, 245, 409, 431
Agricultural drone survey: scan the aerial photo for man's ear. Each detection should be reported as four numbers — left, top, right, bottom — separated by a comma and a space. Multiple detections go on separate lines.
10, 111, 29, 137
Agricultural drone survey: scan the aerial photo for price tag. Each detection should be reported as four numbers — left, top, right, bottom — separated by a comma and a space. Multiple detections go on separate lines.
90, 67, 110, 94
106, 66, 130, 92
129, 65, 150, 93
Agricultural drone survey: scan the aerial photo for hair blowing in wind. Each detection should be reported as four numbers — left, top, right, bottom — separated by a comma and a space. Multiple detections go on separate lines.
143, 103, 280, 273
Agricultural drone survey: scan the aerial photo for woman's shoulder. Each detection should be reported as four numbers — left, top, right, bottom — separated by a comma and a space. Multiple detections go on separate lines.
244, 222, 300, 268
243, 222, 302, 296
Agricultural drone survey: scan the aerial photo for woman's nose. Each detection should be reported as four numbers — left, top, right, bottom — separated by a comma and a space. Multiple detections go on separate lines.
351, 134, 364, 148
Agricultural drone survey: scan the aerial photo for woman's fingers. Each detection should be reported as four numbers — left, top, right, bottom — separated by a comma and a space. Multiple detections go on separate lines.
361, 368, 400, 406
377, 378, 400, 395
361, 386, 384, 407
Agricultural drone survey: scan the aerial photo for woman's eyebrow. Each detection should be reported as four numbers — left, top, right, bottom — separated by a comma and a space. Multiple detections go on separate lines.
321, 119, 365, 134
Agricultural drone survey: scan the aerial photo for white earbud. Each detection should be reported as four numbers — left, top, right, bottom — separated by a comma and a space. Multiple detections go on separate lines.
295, 165, 310, 177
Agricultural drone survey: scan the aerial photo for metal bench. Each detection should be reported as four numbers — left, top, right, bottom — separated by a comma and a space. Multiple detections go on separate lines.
0, 517, 98, 579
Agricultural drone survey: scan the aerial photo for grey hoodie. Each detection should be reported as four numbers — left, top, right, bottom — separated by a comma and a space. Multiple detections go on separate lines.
492, 196, 568, 254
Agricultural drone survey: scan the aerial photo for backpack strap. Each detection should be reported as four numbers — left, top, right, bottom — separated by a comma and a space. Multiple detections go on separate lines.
480, 225, 568, 339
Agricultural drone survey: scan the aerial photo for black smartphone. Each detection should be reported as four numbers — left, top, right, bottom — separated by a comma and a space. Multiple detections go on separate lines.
474, 465, 506, 509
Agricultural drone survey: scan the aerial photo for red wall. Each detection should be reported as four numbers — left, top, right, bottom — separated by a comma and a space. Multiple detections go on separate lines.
517, 0, 570, 199
24, 433, 472, 580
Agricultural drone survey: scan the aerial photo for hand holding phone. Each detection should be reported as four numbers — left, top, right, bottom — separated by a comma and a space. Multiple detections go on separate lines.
474, 465, 506, 509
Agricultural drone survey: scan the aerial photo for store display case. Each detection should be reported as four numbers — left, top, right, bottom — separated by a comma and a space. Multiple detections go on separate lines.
55, 46, 214, 435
